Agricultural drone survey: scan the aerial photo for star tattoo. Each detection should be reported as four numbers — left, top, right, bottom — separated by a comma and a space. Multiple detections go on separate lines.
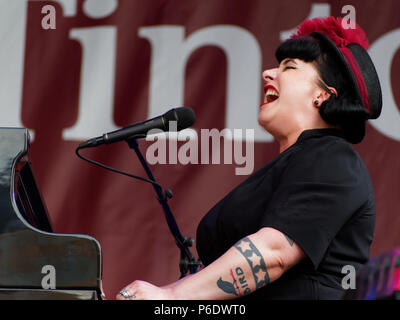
234, 237, 270, 288
235, 240, 252, 253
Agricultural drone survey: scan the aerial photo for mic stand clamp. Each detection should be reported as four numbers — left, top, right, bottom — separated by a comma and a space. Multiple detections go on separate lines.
126, 138, 202, 278
179, 236, 203, 277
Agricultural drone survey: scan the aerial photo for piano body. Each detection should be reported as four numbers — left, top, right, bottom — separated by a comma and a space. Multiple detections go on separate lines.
0, 128, 102, 299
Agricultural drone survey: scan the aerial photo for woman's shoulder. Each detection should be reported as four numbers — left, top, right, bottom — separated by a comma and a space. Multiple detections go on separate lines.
285, 131, 371, 183
295, 130, 362, 161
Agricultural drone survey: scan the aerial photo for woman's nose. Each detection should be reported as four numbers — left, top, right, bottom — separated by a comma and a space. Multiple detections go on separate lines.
262, 68, 278, 82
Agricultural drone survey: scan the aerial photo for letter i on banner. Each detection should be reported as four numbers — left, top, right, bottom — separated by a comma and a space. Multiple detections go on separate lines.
63, 2, 119, 141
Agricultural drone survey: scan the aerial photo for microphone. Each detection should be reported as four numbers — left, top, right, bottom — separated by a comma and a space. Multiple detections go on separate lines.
78, 107, 195, 148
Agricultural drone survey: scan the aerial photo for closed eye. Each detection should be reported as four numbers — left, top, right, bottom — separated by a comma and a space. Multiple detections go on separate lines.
280, 58, 298, 71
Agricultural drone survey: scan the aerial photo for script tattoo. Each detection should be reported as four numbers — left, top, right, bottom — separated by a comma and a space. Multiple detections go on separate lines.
216, 267, 252, 297
234, 237, 270, 289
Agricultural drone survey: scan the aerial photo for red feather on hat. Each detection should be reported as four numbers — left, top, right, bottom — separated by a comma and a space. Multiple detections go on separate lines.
290, 17, 369, 50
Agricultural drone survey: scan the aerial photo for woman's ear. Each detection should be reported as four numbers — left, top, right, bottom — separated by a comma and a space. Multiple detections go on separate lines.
327, 86, 338, 98
315, 86, 337, 107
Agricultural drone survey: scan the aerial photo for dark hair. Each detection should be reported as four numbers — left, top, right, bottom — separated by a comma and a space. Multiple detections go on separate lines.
275, 36, 369, 143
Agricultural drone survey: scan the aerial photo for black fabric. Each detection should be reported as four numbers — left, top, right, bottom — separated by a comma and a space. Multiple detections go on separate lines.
196, 128, 375, 300
311, 32, 382, 119
349, 43, 383, 119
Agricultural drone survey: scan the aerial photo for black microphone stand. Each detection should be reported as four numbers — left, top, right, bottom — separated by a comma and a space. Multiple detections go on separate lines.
126, 137, 202, 278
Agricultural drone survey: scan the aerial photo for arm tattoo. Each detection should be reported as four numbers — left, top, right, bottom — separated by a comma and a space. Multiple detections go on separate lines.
217, 267, 251, 297
217, 274, 238, 296
234, 237, 270, 289
284, 234, 294, 246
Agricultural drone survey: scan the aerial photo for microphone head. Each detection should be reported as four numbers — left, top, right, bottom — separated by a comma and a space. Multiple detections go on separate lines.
164, 107, 196, 131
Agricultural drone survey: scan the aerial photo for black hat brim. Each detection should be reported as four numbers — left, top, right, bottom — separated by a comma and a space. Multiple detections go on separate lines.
311, 31, 382, 119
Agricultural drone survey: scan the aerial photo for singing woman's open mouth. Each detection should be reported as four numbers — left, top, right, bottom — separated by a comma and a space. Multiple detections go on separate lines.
260, 85, 279, 108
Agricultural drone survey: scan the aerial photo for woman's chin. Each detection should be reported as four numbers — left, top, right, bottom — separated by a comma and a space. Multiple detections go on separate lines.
257, 116, 272, 132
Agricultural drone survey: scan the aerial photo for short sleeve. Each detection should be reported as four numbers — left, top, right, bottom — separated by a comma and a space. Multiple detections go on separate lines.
260, 139, 369, 269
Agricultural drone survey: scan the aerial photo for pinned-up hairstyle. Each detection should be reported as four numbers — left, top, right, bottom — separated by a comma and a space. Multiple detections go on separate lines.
275, 17, 382, 144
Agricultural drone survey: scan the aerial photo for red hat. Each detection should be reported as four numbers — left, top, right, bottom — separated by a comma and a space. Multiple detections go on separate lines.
290, 17, 382, 119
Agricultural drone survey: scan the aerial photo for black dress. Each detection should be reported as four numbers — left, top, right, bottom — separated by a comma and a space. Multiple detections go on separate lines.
196, 128, 375, 299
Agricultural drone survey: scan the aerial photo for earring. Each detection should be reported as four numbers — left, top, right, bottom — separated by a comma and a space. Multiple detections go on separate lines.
314, 100, 319, 106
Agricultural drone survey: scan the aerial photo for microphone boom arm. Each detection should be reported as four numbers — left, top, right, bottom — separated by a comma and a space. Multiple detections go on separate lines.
126, 137, 202, 278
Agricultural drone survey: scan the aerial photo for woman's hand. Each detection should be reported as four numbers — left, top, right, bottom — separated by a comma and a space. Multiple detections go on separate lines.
116, 280, 174, 300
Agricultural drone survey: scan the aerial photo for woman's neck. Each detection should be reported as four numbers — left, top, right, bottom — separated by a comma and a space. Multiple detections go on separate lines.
277, 129, 303, 153
277, 124, 337, 153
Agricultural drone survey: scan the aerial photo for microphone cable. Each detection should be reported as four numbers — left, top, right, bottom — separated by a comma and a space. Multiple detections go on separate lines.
75, 145, 173, 201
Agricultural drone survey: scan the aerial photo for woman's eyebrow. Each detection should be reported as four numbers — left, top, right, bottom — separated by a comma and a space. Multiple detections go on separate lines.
282, 58, 297, 65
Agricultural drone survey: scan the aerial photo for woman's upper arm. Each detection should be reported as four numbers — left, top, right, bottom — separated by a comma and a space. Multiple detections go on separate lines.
253, 227, 306, 271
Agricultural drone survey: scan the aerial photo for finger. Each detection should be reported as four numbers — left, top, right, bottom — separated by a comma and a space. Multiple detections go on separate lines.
117, 288, 137, 300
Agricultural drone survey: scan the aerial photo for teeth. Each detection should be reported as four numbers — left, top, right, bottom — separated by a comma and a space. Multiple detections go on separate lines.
265, 87, 279, 103
266, 88, 279, 96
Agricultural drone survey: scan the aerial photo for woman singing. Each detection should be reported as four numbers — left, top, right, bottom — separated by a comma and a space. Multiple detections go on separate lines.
116, 16, 382, 300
